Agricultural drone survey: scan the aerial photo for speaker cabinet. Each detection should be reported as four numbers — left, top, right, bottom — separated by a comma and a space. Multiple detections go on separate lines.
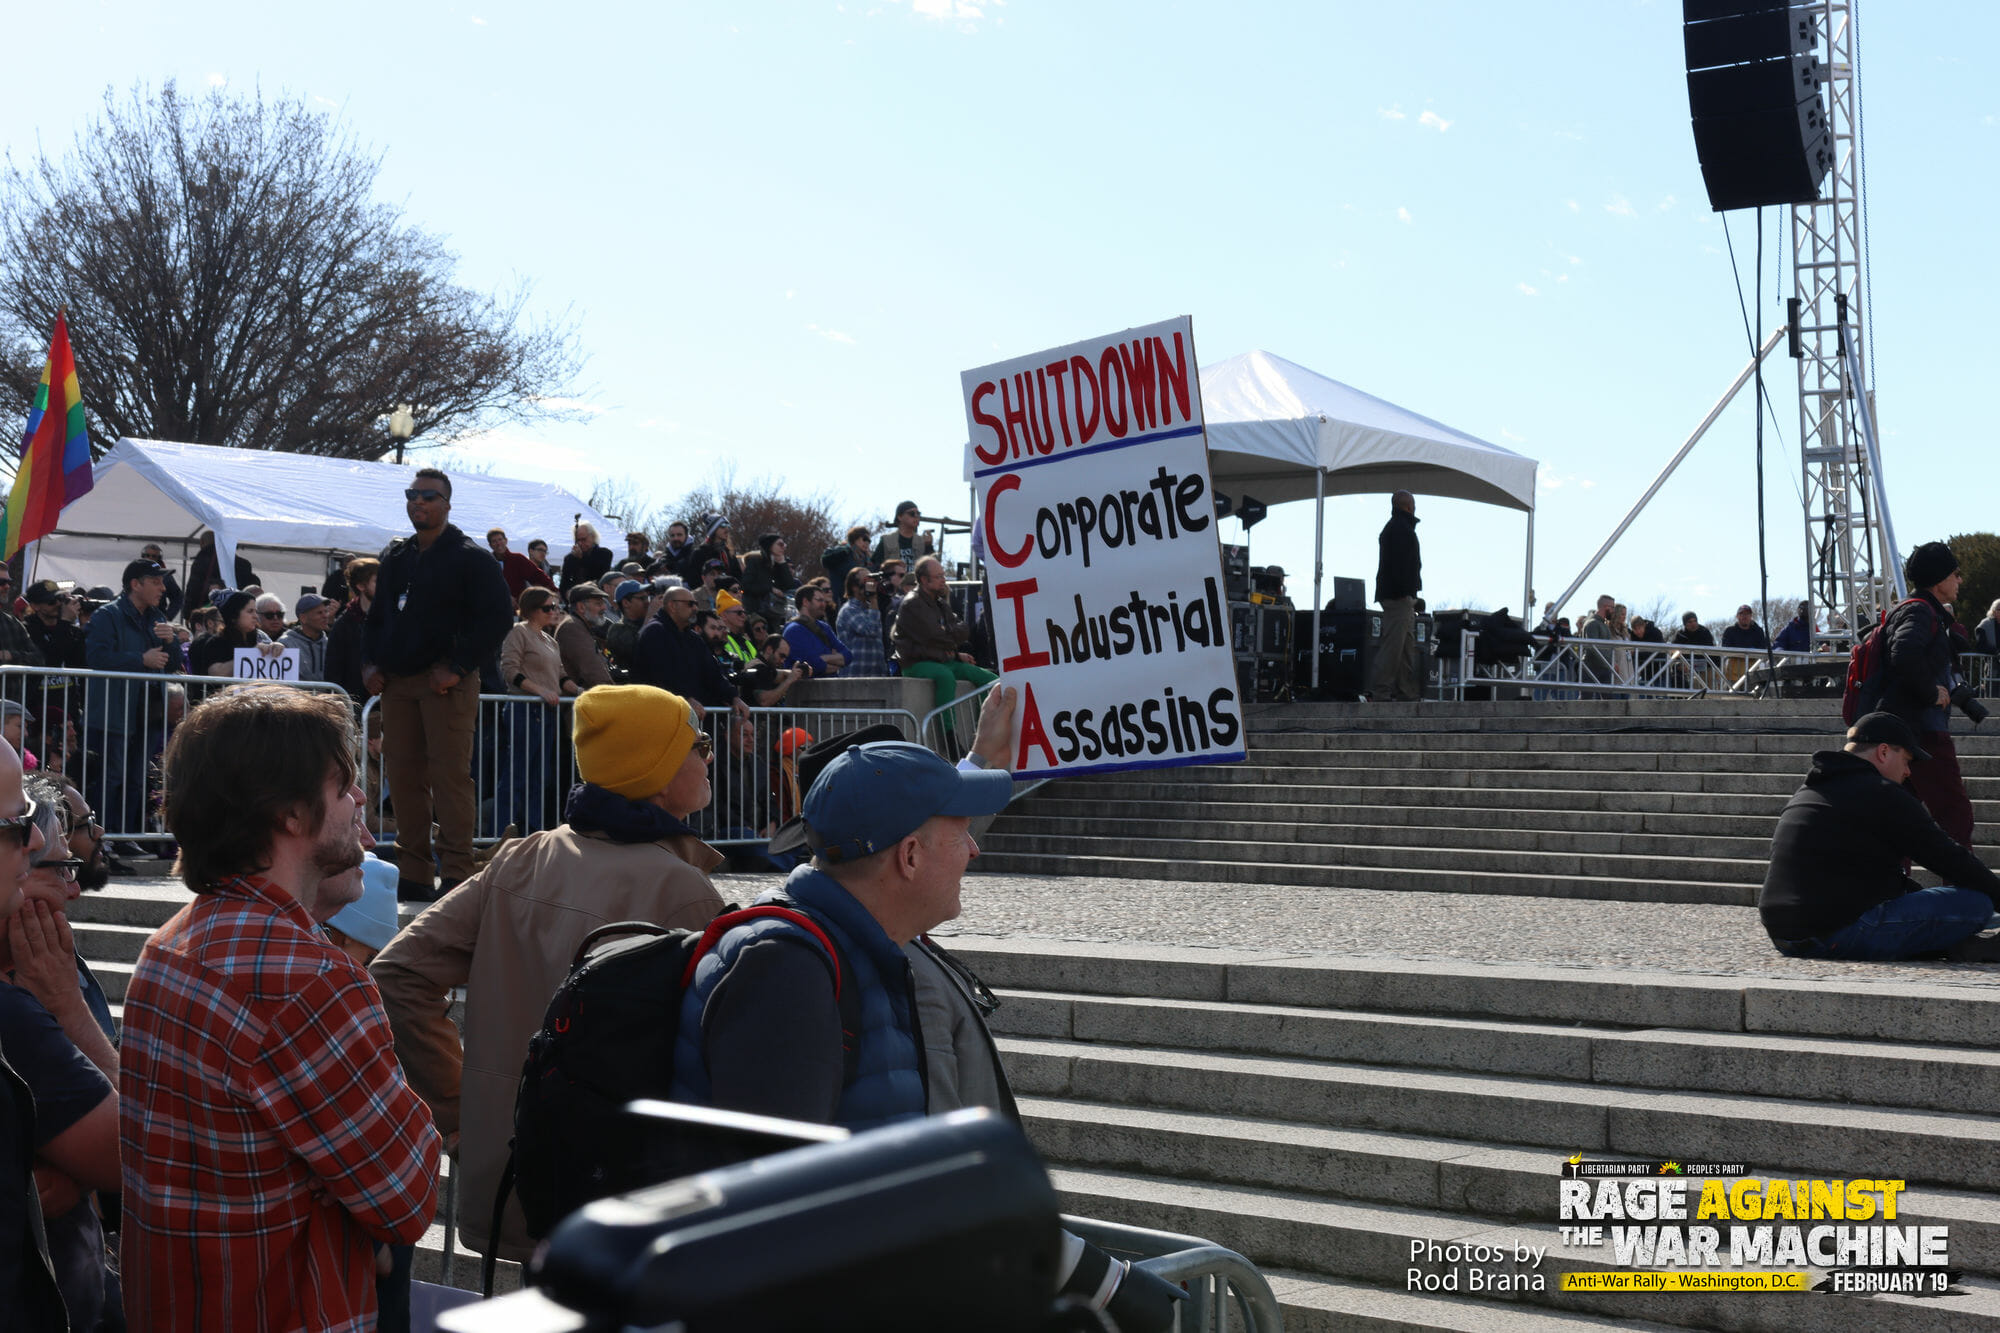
1684, 2, 1830, 211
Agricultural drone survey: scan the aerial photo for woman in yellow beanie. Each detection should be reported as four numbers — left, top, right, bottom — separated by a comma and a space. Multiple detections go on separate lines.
370, 682, 723, 1265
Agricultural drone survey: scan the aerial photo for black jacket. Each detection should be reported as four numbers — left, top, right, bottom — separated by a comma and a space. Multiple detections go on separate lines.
1758, 749, 2000, 941
364, 524, 513, 677
559, 545, 613, 593
1374, 510, 1421, 603
22, 617, 83, 669
635, 617, 739, 707
1670, 625, 1715, 647
1882, 592, 1955, 732
323, 601, 370, 699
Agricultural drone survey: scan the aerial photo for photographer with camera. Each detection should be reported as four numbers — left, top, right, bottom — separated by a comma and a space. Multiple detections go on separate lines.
1881, 542, 1982, 848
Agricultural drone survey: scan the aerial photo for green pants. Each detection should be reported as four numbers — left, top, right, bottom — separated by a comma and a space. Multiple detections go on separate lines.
903, 659, 996, 732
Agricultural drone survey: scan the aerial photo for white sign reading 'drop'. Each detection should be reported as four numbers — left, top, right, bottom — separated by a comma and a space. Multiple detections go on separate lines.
234, 647, 302, 682
963, 315, 1245, 779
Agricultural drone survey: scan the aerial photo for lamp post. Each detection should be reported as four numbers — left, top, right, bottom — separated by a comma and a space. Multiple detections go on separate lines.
388, 404, 415, 465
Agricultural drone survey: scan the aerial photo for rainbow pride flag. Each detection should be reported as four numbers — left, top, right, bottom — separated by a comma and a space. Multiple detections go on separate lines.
2, 312, 93, 560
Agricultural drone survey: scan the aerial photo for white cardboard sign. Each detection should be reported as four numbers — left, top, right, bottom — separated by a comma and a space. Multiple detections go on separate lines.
234, 647, 302, 682
962, 315, 1245, 778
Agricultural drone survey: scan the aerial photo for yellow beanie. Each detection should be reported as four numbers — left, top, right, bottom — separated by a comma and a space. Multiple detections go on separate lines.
715, 588, 742, 613
571, 685, 697, 799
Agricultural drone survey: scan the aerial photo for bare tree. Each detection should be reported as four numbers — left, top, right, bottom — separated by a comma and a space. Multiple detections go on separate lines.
0, 83, 584, 460
668, 464, 857, 581
586, 474, 661, 542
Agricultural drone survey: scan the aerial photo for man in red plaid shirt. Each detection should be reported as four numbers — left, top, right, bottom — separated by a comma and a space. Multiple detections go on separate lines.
119, 686, 439, 1332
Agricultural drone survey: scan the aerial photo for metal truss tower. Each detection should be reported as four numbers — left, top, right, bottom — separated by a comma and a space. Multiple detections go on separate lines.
1792, 0, 1891, 637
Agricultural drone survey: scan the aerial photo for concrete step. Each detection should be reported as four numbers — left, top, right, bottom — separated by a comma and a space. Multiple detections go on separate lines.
978, 833, 1770, 886
993, 814, 1776, 860
1257, 1270, 1690, 1333
68, 881, 190, 930
70, 920, 153, 965
1055, 779, 1819, 818
1020, 1099, 2000, 1279
1237, 729, 1955, 755
1052, 1167, 2000, 1333
995, 992, 2000, 1116
1003, 1036, 2000, 1188
1119, 763, 1945, 798
943, 938, 2000, 1045
970, 851, 1758, 905
1002, 796, 1788, 839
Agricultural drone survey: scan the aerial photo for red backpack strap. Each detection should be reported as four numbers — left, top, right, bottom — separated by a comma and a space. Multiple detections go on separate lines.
680, 904, 844, 1000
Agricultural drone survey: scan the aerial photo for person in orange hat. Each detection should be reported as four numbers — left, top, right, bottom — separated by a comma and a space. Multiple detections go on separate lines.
714, 588, 756, 668
773, 726, 814, 825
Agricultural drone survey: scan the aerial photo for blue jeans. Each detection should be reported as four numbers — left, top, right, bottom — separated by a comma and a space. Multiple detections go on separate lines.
1773, 887, 2000, 961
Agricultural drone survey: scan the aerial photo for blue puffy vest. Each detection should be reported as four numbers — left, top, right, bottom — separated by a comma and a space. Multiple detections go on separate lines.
669, 866, 925, 1129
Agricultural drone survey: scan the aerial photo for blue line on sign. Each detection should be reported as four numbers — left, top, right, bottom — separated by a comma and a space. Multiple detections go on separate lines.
972, 423, 1207, 478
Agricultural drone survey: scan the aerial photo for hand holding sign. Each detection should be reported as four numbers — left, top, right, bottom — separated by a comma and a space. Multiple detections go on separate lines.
962, 316, 1244, 779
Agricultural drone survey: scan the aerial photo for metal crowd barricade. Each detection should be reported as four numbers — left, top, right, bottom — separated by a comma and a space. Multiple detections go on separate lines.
693, 701, 922, 849
1453, 631, 1848, 702
0, 664, 353, 844
357, 693, 926, 854
1065, 1215, 1285, 1332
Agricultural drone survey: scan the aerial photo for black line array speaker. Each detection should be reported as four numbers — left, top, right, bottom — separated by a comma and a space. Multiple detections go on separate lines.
1683, 1, 1830, 211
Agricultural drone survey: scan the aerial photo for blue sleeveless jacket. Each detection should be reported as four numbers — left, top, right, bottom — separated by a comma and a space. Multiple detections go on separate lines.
669, 865, 925, 1129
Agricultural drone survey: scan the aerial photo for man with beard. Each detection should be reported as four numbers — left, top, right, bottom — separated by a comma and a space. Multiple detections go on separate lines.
555, 583, 616, 690
119, 686, 439, 1332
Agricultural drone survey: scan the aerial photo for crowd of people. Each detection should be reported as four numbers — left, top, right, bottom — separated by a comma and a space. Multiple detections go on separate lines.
0, 479, 1997, 1332
0, 471, 1001, 900
0, 670, 1185, 1333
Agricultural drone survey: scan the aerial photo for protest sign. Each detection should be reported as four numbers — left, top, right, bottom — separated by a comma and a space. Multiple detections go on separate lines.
234, 647, 302, 682
963, 316, 1245, 778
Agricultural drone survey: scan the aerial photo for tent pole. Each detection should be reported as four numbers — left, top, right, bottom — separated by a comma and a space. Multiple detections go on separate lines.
1311, 470, 1324, 693
1549, 324, 1784, 616
1522, 502, 1535, 624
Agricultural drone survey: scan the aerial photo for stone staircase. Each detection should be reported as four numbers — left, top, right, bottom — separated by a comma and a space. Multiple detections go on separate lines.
977, 698, 2000, 906
942, 934, 2000, 1332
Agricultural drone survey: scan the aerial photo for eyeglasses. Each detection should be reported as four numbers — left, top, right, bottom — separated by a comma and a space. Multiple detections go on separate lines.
0, 796, 39, 848
36, 858, 85, 878
259, 610, 286, 619
692, 732, 714, 759
404, 488, 447, 503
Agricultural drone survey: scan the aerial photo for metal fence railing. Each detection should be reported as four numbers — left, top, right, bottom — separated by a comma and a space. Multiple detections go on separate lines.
358, 694, 923, 855
1453, 630, 2000, 706
0, 664, 354, 844
1451, 631, 1850, 701
1065, 1215, 1285, 1332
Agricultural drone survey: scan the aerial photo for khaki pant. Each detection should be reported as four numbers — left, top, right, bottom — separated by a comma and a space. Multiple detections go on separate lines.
1369, 596, 1422, 701
380, 670, 481, 882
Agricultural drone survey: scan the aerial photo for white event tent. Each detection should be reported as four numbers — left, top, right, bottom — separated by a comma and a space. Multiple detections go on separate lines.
1198, 350, 1539, 686
31, 438, 612, 605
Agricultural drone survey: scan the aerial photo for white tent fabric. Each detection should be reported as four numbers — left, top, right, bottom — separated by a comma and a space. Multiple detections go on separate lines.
32, 438, 612, 604
1200, 350, 1538, 512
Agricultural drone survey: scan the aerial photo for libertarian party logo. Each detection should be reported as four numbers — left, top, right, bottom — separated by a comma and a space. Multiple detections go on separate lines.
1554, 1157, 1954, 1296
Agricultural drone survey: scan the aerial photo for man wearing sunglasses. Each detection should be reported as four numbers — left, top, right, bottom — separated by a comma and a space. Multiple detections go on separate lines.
0, 728, 66, 1325
372, 683, 723, 1266
0, 572, 40, 669
0, 777, 120, 1329
362, 468, 513, 902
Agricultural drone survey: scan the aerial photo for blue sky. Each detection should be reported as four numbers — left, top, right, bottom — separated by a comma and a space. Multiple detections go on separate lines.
7, 1, 1994, 622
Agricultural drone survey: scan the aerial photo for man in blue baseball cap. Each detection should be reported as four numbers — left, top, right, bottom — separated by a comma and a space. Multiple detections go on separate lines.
667, 729, 1014, 1130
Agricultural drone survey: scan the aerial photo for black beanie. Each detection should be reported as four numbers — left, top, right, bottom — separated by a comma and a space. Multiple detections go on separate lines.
1905, 541, 1959, 592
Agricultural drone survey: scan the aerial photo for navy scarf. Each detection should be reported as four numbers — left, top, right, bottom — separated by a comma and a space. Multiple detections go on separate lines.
564, 783, 700, 844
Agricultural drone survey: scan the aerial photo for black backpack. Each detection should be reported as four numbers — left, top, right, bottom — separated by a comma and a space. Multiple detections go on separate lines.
485, 901, 859, 1289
